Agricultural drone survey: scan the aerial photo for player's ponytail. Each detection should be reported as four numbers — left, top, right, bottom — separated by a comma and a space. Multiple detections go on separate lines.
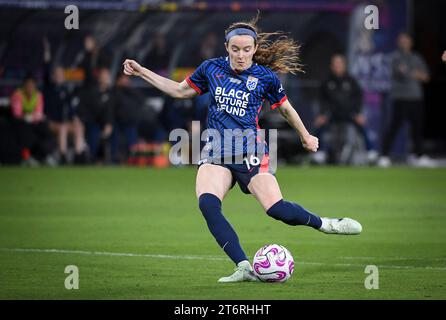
225, 13, 304, 74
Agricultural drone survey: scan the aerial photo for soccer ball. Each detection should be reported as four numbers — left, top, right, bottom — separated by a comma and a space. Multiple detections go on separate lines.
252, 244, 294, 282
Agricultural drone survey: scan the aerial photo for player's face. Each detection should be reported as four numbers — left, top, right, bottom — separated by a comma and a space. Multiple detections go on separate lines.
23, 79, 36, 96
116, 75, 130, 87
53, 66, 65, 85
398, 34, 412, 52
98, 69, 111, 87
226, 35, 258, 72
331, 56, 347, 77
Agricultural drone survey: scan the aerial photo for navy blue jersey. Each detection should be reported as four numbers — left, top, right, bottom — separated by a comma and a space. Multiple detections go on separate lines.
186, 57, 287, 158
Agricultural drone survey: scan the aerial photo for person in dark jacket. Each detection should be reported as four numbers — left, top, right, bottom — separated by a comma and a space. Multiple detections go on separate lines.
111, 74, 143, 163
313, 54, 376, 164
77, 68, 115, 163
42, 37, 85, 164
377, 33, 433, 168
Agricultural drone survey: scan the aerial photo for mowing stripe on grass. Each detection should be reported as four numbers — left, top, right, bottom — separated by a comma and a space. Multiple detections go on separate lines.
0, 247, 227, 261
1, 248, 445, 271
342, 256, 446, 261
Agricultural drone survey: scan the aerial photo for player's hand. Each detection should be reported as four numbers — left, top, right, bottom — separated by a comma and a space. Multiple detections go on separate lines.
43, 36, 51, 63
24, 114, 33, 123
314, 115, 328, 127
354, 114, 366, 126
43, 36, 50, 51
102, 124, 113, 139
411, 69, 429, 82
301, 134, 319, 153
84, 35, 96, 52
123, 59, 143, 77
398, 64, 408, 74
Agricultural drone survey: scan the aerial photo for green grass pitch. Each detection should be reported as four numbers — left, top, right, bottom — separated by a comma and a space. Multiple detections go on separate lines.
0, 166, 445, 299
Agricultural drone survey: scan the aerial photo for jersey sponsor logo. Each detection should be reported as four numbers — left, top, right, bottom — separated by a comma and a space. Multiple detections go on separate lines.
229, 78, 242, 84
215, 73, 225, 79
246, 75, 259, 91
214, 86, 250, 117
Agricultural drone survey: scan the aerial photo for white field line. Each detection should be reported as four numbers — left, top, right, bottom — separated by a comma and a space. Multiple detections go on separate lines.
341, 256, 446, 261
1, 248, 446, 271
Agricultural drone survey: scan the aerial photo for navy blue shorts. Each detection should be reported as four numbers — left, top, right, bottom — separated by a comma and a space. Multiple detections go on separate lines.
198, 154, 273, 194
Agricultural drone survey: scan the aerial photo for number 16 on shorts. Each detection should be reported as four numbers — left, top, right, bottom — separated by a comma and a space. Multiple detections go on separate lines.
243, 155, 260, 170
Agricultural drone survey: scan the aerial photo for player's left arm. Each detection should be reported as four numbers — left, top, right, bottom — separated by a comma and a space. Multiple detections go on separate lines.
412, 54, 430, 83
277, 99, 319, 153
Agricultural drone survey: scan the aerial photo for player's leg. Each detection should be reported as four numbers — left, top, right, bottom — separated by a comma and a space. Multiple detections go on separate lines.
407, 101, 423, 157
248, 173, 362, 235
71, 117, 87, 164
196, 163, 233, 200
247, 173, 322, 228
196, 164, 257, 282
405, 101, 435, 167
378, 100, 405, 167
351, 119, 378, 163
58, 123, 69, 162
311, 123, 328, 164
48, 121, 67, 163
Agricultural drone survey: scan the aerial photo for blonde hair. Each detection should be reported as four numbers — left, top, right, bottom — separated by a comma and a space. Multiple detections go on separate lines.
225, 13, 304, 74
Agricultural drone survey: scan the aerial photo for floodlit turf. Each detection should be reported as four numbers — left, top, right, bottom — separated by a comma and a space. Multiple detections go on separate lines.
0, 166, 445, 299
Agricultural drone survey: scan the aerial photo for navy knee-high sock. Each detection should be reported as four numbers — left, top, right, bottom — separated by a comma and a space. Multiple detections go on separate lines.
266, 199, 322, 229
198, 193, 248, 264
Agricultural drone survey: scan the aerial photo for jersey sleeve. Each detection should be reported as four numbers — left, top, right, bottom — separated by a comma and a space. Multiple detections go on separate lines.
185, 61, 209, 95
266, 72, 287, 110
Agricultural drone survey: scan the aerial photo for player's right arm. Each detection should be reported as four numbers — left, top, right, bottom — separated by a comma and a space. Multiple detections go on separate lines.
122, 59, 197, 99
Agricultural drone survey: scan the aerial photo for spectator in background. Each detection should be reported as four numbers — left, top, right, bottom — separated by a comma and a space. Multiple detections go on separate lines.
312, 54, 377, 164
74, 35, 111, 81
111, 74, 142, 163
192, 32, 218, 68
198, 32, 218, 62
42, 37, 86, 164
191, 32, 219, 129
442, 50, 446, 63
77, 68, 115, 164
144, 32, 170, 75
377, 33, 434, 168
10, 75, 56, 165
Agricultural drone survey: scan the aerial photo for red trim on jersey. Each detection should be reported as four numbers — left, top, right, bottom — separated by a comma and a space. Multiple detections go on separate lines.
271, 95, 288, 110
186, 76, 202, 95
255, 104, 263, 130
259, 154, 270, 173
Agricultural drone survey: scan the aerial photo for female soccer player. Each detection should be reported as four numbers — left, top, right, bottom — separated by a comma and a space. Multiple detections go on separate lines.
123, 17, 362, 282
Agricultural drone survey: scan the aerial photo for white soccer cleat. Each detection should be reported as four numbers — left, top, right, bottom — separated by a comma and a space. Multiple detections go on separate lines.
319, 217, 362, 235
377, 156, 391, 168
367, 150, 379, 164
408, 155, 437, 168
311, 151, 327, 165
218, 260, 260, 283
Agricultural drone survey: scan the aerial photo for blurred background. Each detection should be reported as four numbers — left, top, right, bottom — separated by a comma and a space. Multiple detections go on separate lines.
0, 0, 445, 167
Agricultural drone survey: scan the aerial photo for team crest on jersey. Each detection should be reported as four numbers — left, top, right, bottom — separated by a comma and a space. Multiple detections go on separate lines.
246, 76, 258, 91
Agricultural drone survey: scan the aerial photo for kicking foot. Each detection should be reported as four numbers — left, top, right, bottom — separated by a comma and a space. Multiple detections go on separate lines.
218, 260, 259, 283
319, 217, 362, 235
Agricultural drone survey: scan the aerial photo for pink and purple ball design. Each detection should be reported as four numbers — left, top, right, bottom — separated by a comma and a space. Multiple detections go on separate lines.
252, 244, 294, 283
